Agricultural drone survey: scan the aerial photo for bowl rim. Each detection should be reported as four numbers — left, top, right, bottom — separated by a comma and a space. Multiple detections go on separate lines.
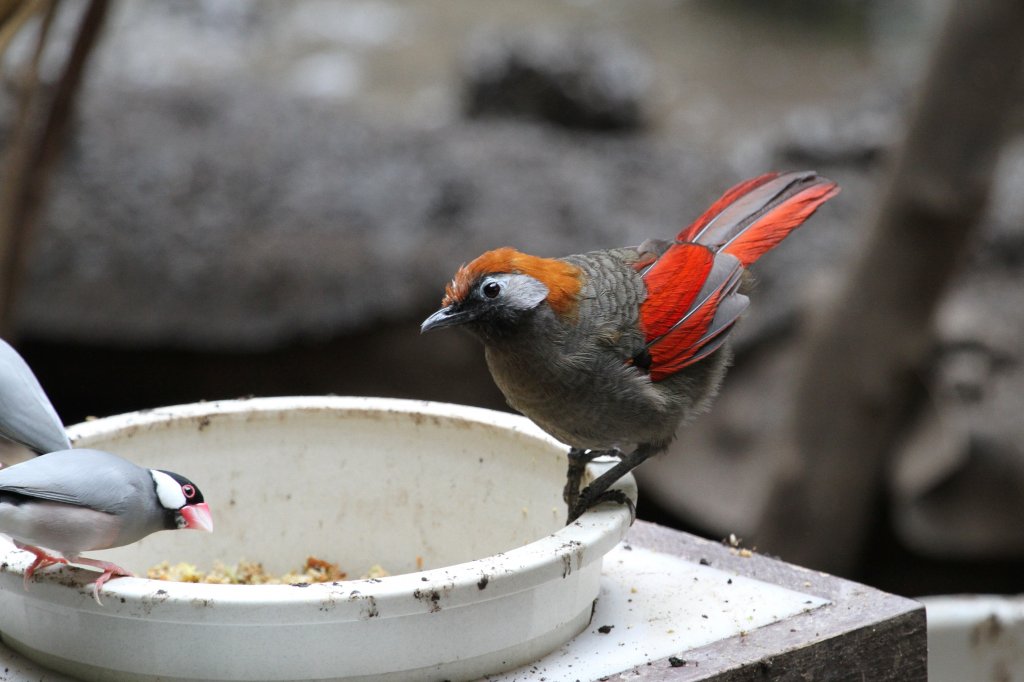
1, 396, 635, 613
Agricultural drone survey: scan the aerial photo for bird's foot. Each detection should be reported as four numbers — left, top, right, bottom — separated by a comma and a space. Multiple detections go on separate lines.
14, 542, 68, 590
568, 488, 636, 525
563, 448, 620, 510
564, 444, 659, 526
70, 557, 134, 606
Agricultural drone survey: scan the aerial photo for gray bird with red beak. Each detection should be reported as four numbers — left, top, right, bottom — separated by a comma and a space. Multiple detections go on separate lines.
0, 448, 213, 602
422, 171, 839, 522
0, 339, 213, 603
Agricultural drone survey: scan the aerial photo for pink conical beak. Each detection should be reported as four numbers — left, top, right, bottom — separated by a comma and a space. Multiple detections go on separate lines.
179, 502, 214, 532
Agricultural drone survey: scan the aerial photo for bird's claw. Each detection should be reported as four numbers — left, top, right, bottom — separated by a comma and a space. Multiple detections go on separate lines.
568, 488, 636, 525
14, 543, 134, 605
70, 557, 133, 606
563, 448, 621, 510
564, 444, 654, 525
15, 543, 68, 590
90, 572, 115, 606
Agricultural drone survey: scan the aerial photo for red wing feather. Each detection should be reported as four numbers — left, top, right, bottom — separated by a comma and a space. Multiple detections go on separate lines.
643, 254, 744, 381
638, 243, 715, 341
668, 288, 749, 371
646, 293, 720, 380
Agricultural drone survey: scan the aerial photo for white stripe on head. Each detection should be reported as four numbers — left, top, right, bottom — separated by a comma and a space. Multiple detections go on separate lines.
481, 273, 549, 311
150, 469, 186, 510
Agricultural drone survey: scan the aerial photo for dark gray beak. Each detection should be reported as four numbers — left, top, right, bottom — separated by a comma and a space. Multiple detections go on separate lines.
420, 305, 470, 333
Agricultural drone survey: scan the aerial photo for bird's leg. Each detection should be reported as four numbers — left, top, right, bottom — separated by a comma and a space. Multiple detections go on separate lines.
14, 541, 68, 589
563, 448, 594, 509
568, 443, 660, 524
563, 448, 620, 511
70, 556, 134, 606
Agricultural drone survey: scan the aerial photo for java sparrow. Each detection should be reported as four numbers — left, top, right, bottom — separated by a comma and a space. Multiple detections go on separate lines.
421, 171, 839, 521
0, 448, 213, 602
0, 339, 70, 455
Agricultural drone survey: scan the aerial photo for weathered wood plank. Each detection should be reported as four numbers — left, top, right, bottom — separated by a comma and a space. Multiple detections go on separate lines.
607, 522, 927, 680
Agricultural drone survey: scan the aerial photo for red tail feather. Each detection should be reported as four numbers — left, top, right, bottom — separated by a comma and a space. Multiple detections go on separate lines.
721, 181, 840, 266
636, 171, 839, 382
676, 172, 781, 244
676, 171, 839, 265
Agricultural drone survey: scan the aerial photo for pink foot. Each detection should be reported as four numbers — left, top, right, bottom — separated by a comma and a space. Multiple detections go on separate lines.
14, 542, 68, 590
69, 556, 134, 605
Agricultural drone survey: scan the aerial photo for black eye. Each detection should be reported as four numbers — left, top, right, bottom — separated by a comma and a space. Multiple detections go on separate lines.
482, 281, 501, 299
182, 484, 196, 499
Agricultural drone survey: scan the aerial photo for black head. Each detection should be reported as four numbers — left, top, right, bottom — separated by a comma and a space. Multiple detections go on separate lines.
149, 469, 213, 532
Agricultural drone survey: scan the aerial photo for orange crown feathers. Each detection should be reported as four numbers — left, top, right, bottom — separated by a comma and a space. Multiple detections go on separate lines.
443, 247, 584, 317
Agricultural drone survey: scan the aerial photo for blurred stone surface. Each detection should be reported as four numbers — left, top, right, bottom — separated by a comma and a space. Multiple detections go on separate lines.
887, 138, 1024, 559
22, 84, 735, 350
460, 28, 651, 131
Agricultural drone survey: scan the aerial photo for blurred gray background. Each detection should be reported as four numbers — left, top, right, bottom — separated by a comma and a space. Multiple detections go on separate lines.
2, 0, 1023, 598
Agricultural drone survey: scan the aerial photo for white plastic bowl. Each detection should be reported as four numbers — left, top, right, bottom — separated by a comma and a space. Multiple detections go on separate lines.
922, 595, 1024, 682
0, 397, 634, 682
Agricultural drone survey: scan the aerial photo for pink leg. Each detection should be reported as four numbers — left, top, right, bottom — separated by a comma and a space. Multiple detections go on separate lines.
68, 556, 134, 605
13, 541, 68, 590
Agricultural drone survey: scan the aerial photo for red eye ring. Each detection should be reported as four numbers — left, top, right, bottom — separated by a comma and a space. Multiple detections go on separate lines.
182, 484, 196, 499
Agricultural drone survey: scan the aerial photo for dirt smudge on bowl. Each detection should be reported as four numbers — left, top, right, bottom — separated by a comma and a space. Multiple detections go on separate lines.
414, 588, 442, 612
362, 595, 379, 618
134, 588, 171, 617
414, 582, 456, 614
558, 540, 584, 578
347, 590, 379, 618
971, 614, 1004, 648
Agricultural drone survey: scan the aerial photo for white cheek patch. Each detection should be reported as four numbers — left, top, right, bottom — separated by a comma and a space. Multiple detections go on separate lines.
150, 470, 186, 510
491, 273, 549, 310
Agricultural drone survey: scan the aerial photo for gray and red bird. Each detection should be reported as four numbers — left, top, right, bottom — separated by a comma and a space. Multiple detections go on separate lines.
422, 171, 839, 521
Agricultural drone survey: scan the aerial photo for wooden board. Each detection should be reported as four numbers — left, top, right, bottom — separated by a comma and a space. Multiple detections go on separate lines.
608, 522, 927, 680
